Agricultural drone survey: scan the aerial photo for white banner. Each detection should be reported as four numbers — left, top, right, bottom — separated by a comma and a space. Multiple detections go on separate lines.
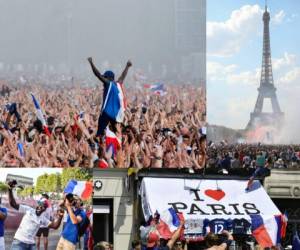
140, 178, 281, 234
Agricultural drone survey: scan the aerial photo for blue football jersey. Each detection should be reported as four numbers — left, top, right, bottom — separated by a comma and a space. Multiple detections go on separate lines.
232, 219, 251, 234
203, 218, 232, 235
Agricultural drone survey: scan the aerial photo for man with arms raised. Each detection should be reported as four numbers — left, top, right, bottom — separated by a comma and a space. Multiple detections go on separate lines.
7, 181, 64, 250
87, 57, 132, 137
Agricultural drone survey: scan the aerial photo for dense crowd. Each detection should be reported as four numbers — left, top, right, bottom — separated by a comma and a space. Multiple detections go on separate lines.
0, 70, 206, 168
207, 143, 300, 170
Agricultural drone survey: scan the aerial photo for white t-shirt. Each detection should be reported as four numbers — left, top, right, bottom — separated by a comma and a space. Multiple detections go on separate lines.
40, 206, 53, 228
14, 205, 51, 244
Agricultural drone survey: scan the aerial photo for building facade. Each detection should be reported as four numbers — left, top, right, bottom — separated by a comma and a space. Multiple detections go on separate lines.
93, 169, 300, 247
93, 169, 137, 249
6, 174, 34, 188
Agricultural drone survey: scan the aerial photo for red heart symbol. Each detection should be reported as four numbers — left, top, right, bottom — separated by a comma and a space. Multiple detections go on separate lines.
204, 189, 225, 201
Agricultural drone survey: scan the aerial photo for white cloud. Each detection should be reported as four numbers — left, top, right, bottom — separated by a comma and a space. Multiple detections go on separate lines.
271, 10, 286, 25
227, 97, 255, 128
207, 61, 237, 81
226, 69, 260, 86
207, 5, 263, 57
273, 52, 297, 70
278, 67, 300, 88
277, 68, 300, 143
208, 53, 298, 88
207, 60, 260, 86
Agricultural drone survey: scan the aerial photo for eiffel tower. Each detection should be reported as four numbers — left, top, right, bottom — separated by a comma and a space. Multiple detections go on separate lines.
246, 2, 284, 131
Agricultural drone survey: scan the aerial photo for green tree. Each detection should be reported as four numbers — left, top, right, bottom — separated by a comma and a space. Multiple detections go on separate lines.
17, 186, 34, 198
34, 174, 48, 194
46, 173, 61, 192
61, 168, 92, 189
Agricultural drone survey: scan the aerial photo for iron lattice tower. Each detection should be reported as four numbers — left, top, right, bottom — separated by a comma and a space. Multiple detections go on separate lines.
246, 3, 284, 130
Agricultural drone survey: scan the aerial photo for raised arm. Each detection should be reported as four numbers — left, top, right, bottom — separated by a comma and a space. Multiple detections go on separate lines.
65, 199, 83, 225
48, 209, 64, 229
87, 57, 109, 86
167, 220, 184, 249
7, 181, 20, 210
117, 60, 132, 83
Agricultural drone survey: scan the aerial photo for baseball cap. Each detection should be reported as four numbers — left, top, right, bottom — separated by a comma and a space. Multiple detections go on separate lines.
37, 198, 49, 208
103, 70, 115, 80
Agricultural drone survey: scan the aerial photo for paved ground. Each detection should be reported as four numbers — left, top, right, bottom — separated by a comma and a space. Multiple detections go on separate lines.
5, 228, 61, 250
4, 225, 83, 250
5, 227, 86, 250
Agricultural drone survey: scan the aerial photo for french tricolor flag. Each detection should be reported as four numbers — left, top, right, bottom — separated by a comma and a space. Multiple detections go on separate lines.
102, 82, 126, 123
105, 128, 121, 156
144, 83, 167, 96
156, 208, 183, 240
30, 93, 51, 137
64, 180, 93, 200
143, 84, 157, 89
250, 214, 282, 248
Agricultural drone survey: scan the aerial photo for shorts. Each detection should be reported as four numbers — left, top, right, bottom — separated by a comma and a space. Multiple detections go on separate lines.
56, 237, 76, 250
36, 227, 49, 237
96, 112, 116, 137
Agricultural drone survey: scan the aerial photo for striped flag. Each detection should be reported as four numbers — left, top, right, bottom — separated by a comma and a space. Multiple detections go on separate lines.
30, 93, 51, 137
102, 82, 126, 123
250, 214, 282, 248
143, 84, 157, 89
281, 212, 288, 238
144, 83, 167, 96
64, 180, 93, 200
105, 128, 121, 156
156, 208, 182, 240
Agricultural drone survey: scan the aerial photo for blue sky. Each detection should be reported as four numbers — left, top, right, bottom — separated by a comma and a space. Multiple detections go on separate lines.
207, 0, 300, 134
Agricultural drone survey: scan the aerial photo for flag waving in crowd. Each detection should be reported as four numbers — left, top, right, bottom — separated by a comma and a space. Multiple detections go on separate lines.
64, 179, 93, 200
144, 83, 167, 96
250, 214, 285, 248
140, 208, 185, 249
156, 208, 183, 239
30, 93, 51, 137
105, 127, 121, 157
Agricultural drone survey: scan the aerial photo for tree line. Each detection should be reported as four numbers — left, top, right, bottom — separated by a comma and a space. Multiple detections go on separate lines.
17, 168, 92, 198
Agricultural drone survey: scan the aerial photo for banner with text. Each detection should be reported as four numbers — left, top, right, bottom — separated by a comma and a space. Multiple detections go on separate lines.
140, 178, 281, 235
